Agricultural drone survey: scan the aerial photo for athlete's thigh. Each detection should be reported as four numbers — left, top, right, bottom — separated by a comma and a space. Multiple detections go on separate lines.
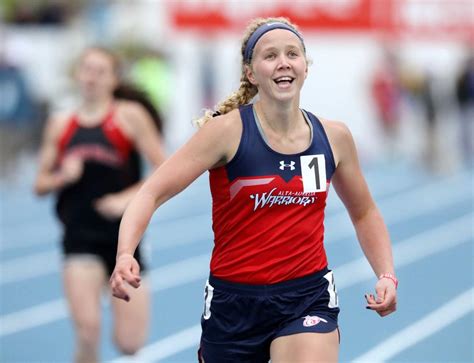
111, 279, 150, 343
270, 330, 339, 363
63, 255, 108, 324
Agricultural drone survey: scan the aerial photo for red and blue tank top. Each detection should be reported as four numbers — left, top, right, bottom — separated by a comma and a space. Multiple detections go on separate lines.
209, 104, 336, 284
55, 107, 138, 243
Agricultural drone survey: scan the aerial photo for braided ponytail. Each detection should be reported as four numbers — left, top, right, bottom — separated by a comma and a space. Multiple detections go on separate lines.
194, 77, 257, 127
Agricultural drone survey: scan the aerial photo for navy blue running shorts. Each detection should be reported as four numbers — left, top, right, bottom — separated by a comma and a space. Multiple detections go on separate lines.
199, 267, 340, 363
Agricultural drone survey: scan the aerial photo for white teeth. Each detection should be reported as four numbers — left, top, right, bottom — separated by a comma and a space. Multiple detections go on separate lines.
275, 77, 293, 83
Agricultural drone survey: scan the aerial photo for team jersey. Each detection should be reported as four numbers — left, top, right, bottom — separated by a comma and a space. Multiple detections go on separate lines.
209, 104, 336, 284
55, 107, 137, 244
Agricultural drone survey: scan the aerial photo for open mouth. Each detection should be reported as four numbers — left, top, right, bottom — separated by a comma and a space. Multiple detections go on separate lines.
273, 76, 295, 87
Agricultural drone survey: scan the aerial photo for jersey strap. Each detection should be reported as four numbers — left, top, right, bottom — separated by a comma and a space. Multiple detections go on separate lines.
101, 107, 133, 162
57, 115, 79, 162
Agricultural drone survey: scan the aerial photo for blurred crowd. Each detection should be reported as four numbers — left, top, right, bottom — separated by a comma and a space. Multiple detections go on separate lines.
0, 1, 172, 178
369, 45, 473, 173
1, 1, 472, 178
2, 0, 75, 25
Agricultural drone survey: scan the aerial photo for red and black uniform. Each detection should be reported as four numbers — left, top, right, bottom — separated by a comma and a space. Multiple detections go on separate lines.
56, 107, 145, 275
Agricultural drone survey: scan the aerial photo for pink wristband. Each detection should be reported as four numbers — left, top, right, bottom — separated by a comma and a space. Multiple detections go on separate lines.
379, 273, 398, 289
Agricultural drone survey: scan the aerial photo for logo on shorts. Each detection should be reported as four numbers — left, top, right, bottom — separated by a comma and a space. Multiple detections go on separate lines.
302, 315, 328, 327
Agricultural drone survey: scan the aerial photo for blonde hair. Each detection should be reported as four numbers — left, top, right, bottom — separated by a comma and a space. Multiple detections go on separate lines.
194, 17, 305, 127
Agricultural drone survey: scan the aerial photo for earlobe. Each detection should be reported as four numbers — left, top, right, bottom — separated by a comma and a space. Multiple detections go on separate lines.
245, 66, 257, 86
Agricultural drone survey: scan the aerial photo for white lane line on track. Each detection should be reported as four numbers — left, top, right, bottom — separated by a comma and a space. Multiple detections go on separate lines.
110, 324, 202, 363
0, 209, 209, 252
0, 254, 210, 337
1, 163, 452, 251
0, 214, 211, 286
0, 250, 61, 285
0, 174, 211, 235
353, 288, 474, 362
335, 213, 474, 289
1, 172, 471, 285
324, 173, 472, 243
109, 213, 473, 362
2, 213, 471, 338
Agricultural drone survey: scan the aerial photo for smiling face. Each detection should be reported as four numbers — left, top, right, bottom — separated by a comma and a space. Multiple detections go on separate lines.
74, 48, 119, 101
245, 29, 307, 103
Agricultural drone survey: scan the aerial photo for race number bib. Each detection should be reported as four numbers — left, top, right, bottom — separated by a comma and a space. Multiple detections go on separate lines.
300, 154, 327, 193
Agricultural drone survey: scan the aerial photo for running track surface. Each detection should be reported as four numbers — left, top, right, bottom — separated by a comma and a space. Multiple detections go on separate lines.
0, 158, 472, 363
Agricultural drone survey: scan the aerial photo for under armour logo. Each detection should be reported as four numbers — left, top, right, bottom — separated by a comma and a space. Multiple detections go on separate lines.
279, 160, 296, 170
